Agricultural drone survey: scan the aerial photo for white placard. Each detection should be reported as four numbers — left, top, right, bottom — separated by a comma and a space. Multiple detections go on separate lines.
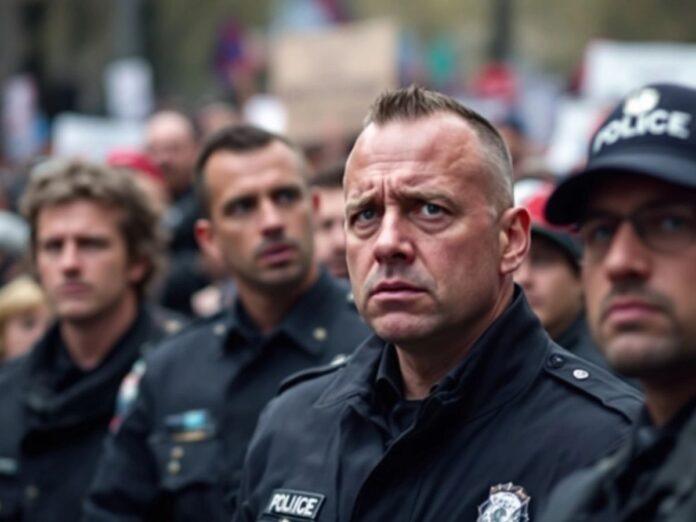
583, 39, 696, 101
52, 113, 144, 161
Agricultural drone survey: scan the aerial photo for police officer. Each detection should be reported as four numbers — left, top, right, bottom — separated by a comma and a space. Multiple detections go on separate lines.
540, 83, 696, 521
0, 160, 182, 521
84, 125, 370, 521
234, 86, 642, 522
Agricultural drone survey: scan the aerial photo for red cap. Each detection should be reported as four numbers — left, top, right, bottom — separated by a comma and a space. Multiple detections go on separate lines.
519, 183, 582, 262
106, 149, 165, 185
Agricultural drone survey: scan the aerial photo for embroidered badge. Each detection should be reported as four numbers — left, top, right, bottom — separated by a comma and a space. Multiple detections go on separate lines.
477, 482, 530, 522
264, 489, 325, 520
110, 359, 147, 432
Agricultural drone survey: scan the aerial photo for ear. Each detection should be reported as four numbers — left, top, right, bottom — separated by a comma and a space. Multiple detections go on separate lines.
498, 207, 531, 276
194, 218, 222, 265
127, 259, 148, 286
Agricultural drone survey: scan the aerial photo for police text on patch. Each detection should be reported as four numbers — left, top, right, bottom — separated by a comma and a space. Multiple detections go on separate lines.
264, 489, 325, 520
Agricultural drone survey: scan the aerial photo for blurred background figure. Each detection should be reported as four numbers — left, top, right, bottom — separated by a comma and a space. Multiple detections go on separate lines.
310, 161, 348, 279
0, 275, 51, 363
145, 109, 200, 252
514, 181, 609, 369
145, 109, 212, 315
0, 209, 30, 284
195, 99, 242, 138
106, 149, 170, 217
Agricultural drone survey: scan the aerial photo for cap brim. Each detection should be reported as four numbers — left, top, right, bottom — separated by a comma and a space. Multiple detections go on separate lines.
531, 226, 582, 263
546, 151, 696, 224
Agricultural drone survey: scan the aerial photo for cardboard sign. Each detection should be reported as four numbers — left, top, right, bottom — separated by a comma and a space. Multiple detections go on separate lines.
270, 19, 398, 144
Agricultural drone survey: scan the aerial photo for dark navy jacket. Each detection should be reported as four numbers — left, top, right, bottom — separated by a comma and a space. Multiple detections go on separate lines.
0, 306, 182, 521
540, 400, 696, 522
84, 272, 370, 522
235, 289, 643, 522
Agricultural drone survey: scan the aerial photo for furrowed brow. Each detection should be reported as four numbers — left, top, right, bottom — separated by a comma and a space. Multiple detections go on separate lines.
345, 189, 378, 216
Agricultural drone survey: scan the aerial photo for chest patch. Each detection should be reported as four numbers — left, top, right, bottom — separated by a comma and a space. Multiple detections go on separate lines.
264, 489, 325, 520
477, 482, 530, 522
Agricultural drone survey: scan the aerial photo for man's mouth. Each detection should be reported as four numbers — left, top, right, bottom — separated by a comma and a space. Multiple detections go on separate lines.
258, 243, 297, 266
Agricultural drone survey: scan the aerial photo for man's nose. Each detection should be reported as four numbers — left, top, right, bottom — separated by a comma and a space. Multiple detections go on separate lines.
259, 199, 285, 237
58, 242, 81, 273
603, 221, 651, 282
372, 211, 414, 265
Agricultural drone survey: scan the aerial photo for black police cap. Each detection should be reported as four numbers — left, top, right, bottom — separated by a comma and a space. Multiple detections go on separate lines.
546, 83, 696, 224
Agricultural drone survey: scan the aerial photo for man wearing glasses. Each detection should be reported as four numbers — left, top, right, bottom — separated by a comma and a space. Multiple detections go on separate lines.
541, 83, 696, 521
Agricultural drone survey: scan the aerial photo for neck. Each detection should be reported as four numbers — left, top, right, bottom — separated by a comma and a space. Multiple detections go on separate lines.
236, 266, 319, 334
644, 374, 696, 427
60, 292, 139, 371
397, 282, 514, 400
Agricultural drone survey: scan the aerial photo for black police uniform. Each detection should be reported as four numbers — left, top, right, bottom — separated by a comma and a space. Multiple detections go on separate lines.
557, 314, 640, 389
84, 271, 370, 522
540, 400, 696, 522
0, 305, 183, 521
557, 314, 606, 369
235, 287, 642, 522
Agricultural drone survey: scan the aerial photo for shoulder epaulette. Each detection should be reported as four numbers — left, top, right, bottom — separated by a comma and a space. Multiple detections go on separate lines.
543, 344, 643, 422
278, 354, 350, 395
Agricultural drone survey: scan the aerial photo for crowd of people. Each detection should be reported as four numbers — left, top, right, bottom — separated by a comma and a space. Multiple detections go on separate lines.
0, 81, 693, 522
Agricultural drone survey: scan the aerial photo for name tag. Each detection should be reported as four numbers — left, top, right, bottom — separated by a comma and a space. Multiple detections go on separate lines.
264, 489, 325, 520
164, 409, 216, 442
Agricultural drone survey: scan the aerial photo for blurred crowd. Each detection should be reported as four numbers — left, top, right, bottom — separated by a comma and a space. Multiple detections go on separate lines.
0, 15, 694, 520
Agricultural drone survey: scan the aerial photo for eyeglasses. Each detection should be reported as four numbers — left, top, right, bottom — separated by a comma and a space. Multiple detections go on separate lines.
578, 202, 696, 260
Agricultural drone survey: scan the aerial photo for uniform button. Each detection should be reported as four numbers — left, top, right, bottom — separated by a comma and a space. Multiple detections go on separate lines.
331, 354, 348, 366
170, 446, 184, 459
547, 354, 565, 369
313, 327, 327, 341
346, 292, 355, 303
573, 369, 590, 380
25, 485, 39, 500
167, 460, 181, 475
213, 323, 226, 336
164, 319, 182, 334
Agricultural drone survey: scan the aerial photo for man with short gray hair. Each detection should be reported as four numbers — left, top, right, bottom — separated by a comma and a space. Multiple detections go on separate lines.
234, 86, 642, 522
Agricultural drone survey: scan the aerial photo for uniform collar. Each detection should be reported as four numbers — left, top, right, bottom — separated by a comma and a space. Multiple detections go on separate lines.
375, 344, 405, 405
22, 305, 157, 430
224, 270, 348, 357
316, 285, 552, 418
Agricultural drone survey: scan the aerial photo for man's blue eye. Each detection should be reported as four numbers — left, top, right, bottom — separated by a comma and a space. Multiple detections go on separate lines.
422, 203, 443, 216
356, 209, 376, 222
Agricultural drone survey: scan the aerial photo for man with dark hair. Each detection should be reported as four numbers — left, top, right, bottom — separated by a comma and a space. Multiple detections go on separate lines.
310, 163, 349, 279
0, 160, 182, 521
234, 85, 642, 521
84, 124, 370, 521
540, 83, 696, 521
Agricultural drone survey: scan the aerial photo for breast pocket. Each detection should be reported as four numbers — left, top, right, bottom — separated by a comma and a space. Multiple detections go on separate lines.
149, 434, 233, 521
